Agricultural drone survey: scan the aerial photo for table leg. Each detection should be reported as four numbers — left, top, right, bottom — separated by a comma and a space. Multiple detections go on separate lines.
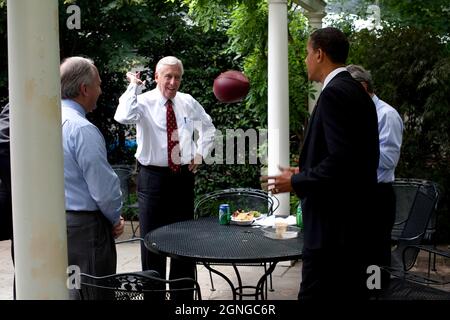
256, 262, 278, 300
202, 262, 237, 300
232, 264, 244, 298
202, 262, 279, 300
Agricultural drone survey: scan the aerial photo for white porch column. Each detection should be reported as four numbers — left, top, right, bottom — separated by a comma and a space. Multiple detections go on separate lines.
268, 0, 290, 216
8, 0, 68, 299
304, 11, 326, 113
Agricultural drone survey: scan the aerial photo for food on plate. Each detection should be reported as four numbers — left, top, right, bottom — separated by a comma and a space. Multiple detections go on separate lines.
232, 209, 261, 221
248, 210, 261, 218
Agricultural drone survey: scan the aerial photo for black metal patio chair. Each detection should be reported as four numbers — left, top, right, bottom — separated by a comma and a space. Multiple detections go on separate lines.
112, 164, 139, 238
193, 188, 279, 296
386, 179, 443, 284
79, 270, 202, 301
378, 277, 450, 300
194, 188, 279, 220
391, 178, 437, 242
402, 244, 450, 284
375, 180, 450, 299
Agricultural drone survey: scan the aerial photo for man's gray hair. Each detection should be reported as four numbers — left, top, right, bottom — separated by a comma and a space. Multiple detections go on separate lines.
60, 56, 97, 99
155, 56, 184, 76
346, 64, 374, 94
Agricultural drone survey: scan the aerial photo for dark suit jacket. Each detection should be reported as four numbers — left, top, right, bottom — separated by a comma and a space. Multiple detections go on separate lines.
291, 71, 379, 250
0, 103, 12, 241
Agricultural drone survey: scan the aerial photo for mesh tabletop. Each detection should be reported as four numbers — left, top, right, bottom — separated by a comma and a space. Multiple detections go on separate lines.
144, 217, 303, 264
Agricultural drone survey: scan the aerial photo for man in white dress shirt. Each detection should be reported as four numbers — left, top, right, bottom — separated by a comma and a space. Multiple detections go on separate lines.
115, 56, 215, 300
347, 64, 404, 290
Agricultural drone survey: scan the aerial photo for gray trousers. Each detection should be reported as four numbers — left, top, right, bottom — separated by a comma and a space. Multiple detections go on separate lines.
66, 210, 117, 300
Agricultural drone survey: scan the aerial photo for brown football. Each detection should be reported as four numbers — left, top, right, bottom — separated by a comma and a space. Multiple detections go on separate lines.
213, 70, 250, 103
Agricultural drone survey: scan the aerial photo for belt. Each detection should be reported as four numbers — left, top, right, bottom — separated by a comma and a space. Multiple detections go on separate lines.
66, 210, 101, 215
138, 162, 189, 172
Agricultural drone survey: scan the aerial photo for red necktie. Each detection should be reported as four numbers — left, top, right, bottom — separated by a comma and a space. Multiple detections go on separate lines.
166, 100, 181, 172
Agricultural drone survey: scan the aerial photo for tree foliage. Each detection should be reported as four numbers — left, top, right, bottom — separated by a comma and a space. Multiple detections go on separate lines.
181, 0, 310, 164
1, 1, 448, 233
0, 0, 263, 197
379, 0, 450, 37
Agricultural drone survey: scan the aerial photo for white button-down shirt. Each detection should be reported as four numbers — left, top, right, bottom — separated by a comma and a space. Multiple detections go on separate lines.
114, 84, 216, 167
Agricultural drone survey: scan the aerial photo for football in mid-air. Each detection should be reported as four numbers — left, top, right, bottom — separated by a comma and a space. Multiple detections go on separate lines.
213, 70, 250, 103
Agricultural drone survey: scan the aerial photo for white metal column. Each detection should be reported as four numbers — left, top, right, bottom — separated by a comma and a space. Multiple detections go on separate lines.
304, 11, 326, 113
7, 0, 68, 299
268, 0, 290, 216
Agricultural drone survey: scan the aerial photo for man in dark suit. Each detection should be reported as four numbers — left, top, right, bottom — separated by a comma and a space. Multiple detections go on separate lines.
262, 27, 380, 299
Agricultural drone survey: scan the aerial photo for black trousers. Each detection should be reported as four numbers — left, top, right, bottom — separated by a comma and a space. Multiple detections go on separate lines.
299, 247, 370, 300
299, 184, 395, 300
372, 183, 396, 291
137, 164, 196, 300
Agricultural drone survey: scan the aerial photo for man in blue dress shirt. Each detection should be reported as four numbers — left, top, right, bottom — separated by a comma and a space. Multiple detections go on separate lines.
60, 56, 125, 299
347, 64, 404, 292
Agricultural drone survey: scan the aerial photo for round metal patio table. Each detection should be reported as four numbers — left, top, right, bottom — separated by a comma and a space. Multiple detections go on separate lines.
144, 216, 303, 300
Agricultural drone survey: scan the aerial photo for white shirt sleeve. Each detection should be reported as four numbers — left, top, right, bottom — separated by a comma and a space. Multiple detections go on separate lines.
114, 84, 143, 124
191, 98, 216, 159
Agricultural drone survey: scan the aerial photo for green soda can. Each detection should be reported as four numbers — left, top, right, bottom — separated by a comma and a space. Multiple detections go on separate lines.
219, 204, 230, 225
296, 202, 303, 230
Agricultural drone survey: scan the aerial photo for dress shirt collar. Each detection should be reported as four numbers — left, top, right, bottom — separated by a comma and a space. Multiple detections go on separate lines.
372, 94, 380, 106
155, 89, 176, 109
62, 99, 87, 117
322, 67, 347, 91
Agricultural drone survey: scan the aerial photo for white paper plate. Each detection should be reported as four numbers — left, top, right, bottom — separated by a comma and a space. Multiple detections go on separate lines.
230, 218, 255, 226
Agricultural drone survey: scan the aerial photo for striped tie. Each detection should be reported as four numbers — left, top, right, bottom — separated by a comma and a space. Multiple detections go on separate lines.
166, 100, 181, 172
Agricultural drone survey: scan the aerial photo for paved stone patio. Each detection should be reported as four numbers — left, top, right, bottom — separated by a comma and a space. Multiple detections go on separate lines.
0, 222, 301, 300
1, 222, 449, 300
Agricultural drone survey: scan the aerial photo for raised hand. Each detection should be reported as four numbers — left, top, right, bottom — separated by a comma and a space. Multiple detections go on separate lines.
126, 71, 145, 86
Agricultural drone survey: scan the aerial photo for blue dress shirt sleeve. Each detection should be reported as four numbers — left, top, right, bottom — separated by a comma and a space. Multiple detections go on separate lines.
72, 125, 122, 225
378, 108, 403, 170
373, 95, 404, 182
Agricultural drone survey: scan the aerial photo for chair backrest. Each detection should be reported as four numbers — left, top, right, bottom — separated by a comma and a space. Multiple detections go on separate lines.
112, 165, 134, 203
391, 180, 420, 240
391, 180, 439, 270
194, 188, 279, 219
79, 270, 202, 300
391, 178, 438, 241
